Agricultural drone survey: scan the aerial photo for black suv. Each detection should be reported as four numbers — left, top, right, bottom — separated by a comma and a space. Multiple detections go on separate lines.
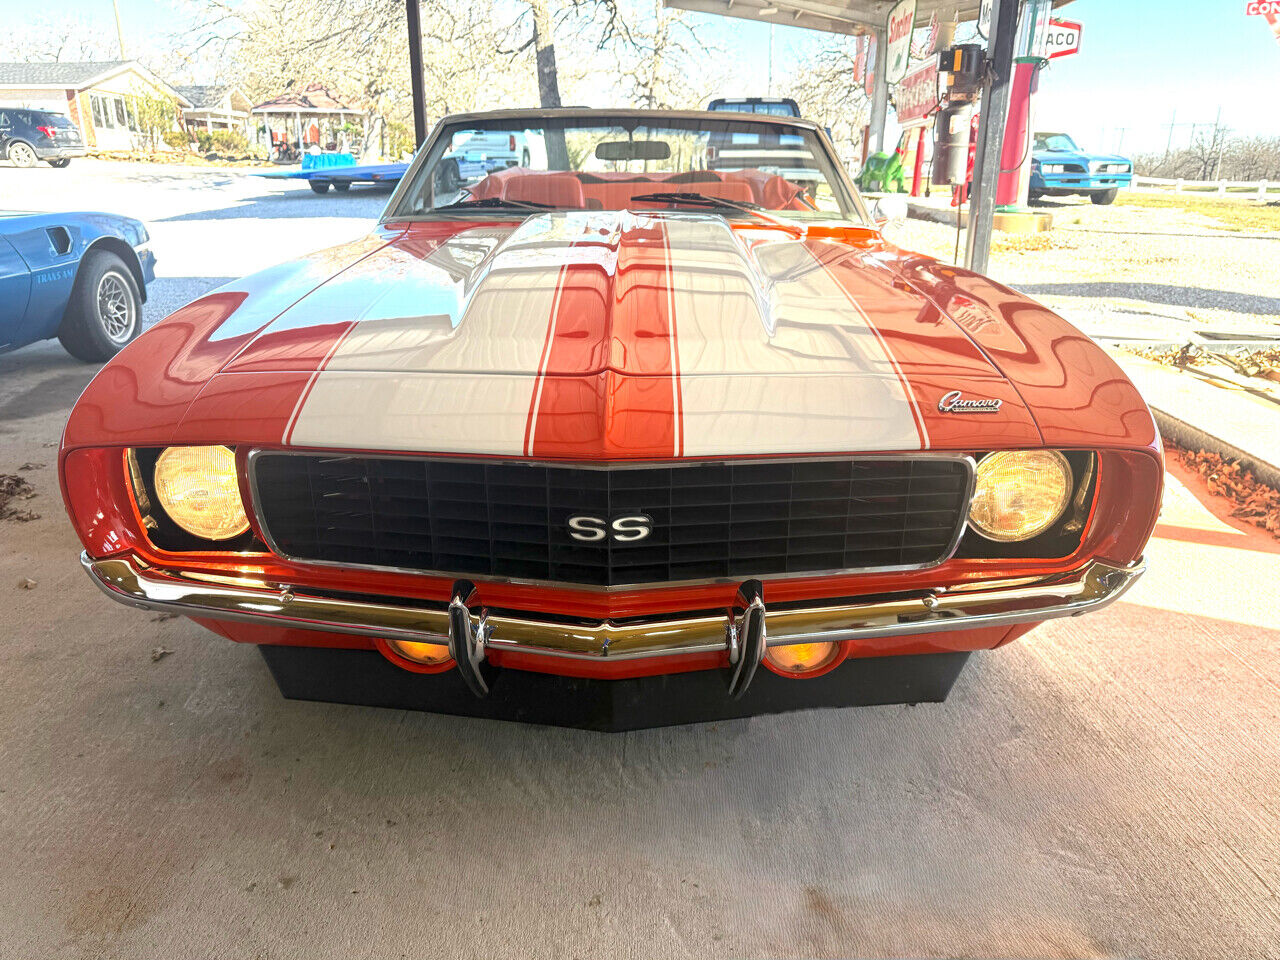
0, 108, 86, 168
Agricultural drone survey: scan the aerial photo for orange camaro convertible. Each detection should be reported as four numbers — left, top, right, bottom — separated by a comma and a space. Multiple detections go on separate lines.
61, 109, 1162, 730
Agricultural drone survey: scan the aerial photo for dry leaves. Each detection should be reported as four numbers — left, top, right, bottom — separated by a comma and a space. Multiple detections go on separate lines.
1, 474, 39, 522
1176, 448, 1280, 538
1128, 344, 1280, 376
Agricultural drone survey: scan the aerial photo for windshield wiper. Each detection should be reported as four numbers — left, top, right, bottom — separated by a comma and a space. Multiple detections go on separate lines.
628, 192, 802, 236
432, 197, 554, 212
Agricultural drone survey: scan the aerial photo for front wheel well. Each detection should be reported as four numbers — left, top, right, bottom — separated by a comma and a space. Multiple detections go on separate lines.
82, 237, 146, 304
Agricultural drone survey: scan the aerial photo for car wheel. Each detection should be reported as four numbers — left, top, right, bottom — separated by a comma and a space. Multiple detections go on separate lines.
332, 181, 351, 192
521, 149, 530, 167
57, 251, 142, 362
47, 158, 71, 168
1028, 189, 1043, 204
1091, 188, 1118, 205
7, 141, 38, 167
309, 180, 330, 194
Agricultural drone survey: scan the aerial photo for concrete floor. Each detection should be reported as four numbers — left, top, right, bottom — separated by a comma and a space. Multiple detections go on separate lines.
2, 162, 1278, 959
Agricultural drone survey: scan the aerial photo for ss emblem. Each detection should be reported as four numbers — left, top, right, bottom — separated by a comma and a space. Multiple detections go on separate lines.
566, 514, 653, 543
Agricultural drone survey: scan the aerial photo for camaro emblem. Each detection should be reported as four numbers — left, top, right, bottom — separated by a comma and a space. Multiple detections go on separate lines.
566, 514, 653, 543
938, 390, 1003, 414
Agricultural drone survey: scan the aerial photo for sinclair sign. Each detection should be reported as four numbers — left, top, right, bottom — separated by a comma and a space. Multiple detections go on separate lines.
886, 0, 917, 83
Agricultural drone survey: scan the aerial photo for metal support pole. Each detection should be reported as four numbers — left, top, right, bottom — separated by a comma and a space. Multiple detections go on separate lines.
405, 0, 428, 147
869, 27, 890, 153
964, 0, 1020, 275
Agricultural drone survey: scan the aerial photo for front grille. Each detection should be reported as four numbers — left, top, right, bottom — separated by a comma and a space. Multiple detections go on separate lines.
250, 454, 972, 588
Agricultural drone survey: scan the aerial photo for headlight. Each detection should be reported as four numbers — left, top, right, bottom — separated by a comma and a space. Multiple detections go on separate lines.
968, 451, 1073, 542
153, 445, 251, 541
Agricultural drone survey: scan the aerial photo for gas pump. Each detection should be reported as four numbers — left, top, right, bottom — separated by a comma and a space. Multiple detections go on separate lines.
996, 0, 1054, 207
931, 43, 984, 188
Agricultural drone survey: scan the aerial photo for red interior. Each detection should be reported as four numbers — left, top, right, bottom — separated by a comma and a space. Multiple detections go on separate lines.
468, 167, 811, 211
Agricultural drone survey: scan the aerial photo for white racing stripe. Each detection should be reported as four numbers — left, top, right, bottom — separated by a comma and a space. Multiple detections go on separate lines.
662, 218, 925, 456
287, 216, 596, 454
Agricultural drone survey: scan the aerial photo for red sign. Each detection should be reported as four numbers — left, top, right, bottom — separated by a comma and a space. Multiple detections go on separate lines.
897, 59, 939, 126
854, 35, 867, 89
864, 34, 878, 94
1044, 18, 1082, 58
1246, 1, 1280, 13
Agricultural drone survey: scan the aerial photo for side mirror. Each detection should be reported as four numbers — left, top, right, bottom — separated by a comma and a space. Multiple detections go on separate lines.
871, 194, 909, 226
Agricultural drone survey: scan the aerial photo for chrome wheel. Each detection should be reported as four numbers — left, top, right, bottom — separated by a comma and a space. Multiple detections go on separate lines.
96, 271, 135, 343
8, 142, 36, 167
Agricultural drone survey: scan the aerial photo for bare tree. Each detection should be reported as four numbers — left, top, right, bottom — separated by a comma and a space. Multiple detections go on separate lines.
787, 37, 872, 167
1136, 134, 1280, 183
609, 0, 717, 110
0, 14, 116, 62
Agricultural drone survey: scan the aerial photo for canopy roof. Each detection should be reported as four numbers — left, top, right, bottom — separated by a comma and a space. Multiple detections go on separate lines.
252, 84, 360, 116
663, 0, 1067, 36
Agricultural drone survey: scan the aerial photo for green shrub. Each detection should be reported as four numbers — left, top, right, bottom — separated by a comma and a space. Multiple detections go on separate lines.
162, 130, 190, 150
196, 131, 214, 152
386, 121, 414, 160
209, 129, 249, 154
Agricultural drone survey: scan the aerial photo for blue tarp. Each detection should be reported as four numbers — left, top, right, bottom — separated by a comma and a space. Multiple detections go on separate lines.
300, 153, 356, 170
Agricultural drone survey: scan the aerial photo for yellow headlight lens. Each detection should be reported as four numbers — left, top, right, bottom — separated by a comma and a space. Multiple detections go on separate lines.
969, 450, 1073, 542
153, 445, 251, 541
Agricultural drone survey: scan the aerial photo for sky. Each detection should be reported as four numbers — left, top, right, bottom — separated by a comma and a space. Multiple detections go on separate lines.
4, 0, 1279, 156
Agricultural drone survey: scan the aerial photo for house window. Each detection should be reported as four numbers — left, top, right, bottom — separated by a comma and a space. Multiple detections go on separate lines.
113, 98, 127, 128
90, 95, 107, 128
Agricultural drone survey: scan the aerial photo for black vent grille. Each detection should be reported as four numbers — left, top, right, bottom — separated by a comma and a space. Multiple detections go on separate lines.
250, 454, 971, 588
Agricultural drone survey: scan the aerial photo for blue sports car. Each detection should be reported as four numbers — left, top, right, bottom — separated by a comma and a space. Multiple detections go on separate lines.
1030, 132, 1132, 205
0, 210, 155, 361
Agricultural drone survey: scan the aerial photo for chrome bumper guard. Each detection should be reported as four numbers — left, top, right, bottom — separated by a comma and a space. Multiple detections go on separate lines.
82, 552, 1143, 695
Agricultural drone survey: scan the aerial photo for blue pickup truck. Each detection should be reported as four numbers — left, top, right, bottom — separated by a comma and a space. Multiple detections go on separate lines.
1030, 132, 1132, 205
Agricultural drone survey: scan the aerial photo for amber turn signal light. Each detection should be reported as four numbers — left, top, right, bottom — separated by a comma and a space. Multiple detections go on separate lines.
388, 639, 452, 665
764, 641, 841, 676
376, 637, 456, 674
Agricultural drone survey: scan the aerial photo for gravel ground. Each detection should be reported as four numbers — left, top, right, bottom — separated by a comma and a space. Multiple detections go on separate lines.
1, 162, 1278, 959
891, 197, 1280, 342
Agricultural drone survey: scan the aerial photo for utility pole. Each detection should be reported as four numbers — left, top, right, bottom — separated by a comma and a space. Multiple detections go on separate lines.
111, 0, 126, 58
405, 0, 427, 147
1212, 105, 1224, 179
1164, 108, 1176, 157
767, 24, 775, 96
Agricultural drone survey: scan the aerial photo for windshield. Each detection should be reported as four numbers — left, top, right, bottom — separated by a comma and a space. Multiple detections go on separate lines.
1035, 133, 1079, 152
391, 114, 866, 224
709, 101, 799, 116
32, 112, 77, 129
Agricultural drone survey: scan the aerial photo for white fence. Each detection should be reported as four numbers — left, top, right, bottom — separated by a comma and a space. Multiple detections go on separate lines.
1129, 175, 1278, 199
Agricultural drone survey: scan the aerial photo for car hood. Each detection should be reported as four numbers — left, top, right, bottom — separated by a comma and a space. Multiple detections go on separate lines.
1035, 149, 1130, 165
74, 212, 1049, 458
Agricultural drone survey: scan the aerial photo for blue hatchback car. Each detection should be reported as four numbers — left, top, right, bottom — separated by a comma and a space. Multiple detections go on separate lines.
1030, 132, 1132, 205
0, 210, 155, 361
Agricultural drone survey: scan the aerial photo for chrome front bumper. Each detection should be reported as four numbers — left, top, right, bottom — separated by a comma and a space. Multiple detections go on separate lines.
83, 552, 1143, 687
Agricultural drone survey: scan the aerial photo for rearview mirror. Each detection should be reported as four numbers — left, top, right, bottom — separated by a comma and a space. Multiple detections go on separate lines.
595, 140, 671, 162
